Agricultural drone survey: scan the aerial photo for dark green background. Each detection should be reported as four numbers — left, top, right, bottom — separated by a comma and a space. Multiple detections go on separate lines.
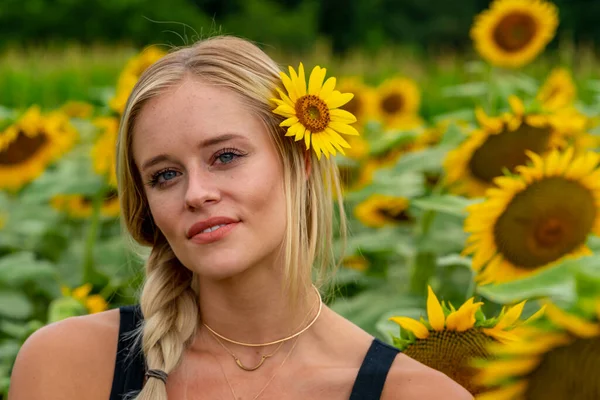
4, 0, 599, 53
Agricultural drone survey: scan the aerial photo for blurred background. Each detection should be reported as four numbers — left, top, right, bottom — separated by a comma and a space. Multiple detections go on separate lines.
2, 0, 600, 398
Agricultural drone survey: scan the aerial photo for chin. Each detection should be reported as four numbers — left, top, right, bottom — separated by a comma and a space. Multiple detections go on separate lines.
186, 252, 254, 281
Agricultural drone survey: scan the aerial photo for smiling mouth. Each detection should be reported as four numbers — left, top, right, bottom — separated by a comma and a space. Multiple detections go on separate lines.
201, 224, 229, 233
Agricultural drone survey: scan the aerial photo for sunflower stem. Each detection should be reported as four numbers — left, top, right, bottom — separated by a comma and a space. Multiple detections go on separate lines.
409, 251, 437, 297
409, 209, 438, 296
82, 188, 104, 284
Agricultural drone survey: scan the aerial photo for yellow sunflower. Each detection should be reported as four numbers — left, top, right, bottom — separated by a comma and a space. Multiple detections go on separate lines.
61, 283, 108, 314
342, 254, 369, 272
444, 96, 571, 197
109, 46, 166, 115
91, 117, 119, 187
354, 194, 412, 228
51, 190, 120, 219
0, 106, 78, 191
463, 148, 600, 284
60, 101, 94, 119
375, 77, 423, 130
337, 76, 378, 126
475, 300, 600, 400
390, 286, 543, 395
471, 0, 559, 68
536, 67, 576, 111
272, 63, 359, 160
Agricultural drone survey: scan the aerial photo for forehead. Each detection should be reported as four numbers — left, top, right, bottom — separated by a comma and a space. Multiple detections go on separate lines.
132, 78, 263, 162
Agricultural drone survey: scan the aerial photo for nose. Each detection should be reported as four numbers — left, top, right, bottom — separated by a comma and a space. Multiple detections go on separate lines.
184, 169, 220, 211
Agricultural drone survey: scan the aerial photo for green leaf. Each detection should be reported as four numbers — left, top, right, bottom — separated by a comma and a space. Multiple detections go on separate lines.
0, 252, 57, 286
47, 297, 87, 323
390, 147, 448, 175
0, 290, 33, 319
441, 82, 488, 98
329, 287, 421, 336
477, 261, 577, 304
411, 195, 479, 218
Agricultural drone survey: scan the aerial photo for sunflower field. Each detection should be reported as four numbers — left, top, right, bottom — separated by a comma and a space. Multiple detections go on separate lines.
2, 0, 600, 398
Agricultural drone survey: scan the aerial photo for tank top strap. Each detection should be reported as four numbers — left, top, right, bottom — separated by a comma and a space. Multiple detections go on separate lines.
349, 337, 400, 400
109, 305, 146, 400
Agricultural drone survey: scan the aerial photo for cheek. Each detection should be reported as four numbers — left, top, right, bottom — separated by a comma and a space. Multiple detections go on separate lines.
146, 194, 179, 238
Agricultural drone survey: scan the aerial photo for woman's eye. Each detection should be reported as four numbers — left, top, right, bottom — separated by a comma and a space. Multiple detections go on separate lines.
160, 170, 178, 181
217, 152, 237, 164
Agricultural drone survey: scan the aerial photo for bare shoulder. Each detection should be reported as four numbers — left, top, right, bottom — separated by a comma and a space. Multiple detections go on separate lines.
8, 308, 121, 400
381, 353, 473, 400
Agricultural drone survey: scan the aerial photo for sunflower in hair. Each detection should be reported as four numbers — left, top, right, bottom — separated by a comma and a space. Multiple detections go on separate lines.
444, 96, 572, 197
272, 63, 359, 160
0, 106, 77, 191
390, 286, 543, 395
475, 299, 600, 400
463, 148, 600, 284
471, 0, 559, 68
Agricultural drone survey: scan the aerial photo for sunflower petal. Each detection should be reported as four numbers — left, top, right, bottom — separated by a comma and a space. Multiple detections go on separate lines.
388, 317, 430, 339
494, 301, 526, 330
280, 71, 297, 102
426, 286, 446, 331
329, 121, 359, 136
326, 91, 354, 109
308, 66, 326, 95
319, 77, 337, 100
330, 109, 358, 124
296, 63, 306, 97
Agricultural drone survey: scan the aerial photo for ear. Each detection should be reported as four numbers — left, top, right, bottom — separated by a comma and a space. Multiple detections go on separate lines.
304, 149, 312, 179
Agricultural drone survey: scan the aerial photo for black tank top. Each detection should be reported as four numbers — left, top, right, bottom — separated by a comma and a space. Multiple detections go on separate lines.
110, 305, 400, 400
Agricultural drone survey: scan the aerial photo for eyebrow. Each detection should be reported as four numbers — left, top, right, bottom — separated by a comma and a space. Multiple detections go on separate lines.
140, 132, 248, 172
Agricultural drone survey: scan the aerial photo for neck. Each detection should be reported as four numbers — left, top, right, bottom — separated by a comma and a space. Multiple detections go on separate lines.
194, 266, 318, 346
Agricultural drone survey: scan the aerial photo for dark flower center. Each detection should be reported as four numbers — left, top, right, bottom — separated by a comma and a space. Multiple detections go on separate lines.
0, 130, 47, 165
525, 337, 600, 400
381, 93, 405, 115
494, 177, 596, 269
295, 95, 330, 133
468, 123, 551, 184
493, 12, 537, 52
404, 329, 495, 395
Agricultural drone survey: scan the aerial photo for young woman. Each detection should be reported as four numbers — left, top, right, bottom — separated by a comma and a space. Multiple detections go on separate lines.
9, 36, 472, 400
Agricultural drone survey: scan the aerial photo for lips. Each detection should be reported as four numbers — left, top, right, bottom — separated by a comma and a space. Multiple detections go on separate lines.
186, 216, 239, 239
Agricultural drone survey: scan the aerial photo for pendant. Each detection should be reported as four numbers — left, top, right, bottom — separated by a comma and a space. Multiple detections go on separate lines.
234, 355, 269, 371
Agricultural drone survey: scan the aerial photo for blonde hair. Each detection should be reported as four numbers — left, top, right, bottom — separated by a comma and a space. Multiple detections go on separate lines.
116, 35, 347, 399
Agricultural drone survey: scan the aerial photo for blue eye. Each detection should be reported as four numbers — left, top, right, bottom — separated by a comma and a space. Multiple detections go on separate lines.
218, 152, 237, 164
148, 168, 179, 188
160, 170, 178, 181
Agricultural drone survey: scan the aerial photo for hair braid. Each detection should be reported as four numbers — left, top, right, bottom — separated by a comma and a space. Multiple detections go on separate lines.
132, 236, 198, 400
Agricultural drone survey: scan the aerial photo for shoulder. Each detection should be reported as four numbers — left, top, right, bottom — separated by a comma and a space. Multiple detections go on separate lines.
8, 308, 121, 400
381, 353, 473, 400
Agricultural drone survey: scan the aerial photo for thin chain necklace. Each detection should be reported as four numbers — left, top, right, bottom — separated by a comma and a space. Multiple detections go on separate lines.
203, 284, 322, 348
206, 286, 320, 371
209, 333, 301, 400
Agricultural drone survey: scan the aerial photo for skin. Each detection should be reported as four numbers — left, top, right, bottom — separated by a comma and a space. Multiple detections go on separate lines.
8, 77, 473, 400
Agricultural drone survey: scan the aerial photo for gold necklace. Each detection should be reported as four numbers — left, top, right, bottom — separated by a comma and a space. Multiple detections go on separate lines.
206, 286, 320, 371
210, 333, 285, 371
211, 334, 301, 400
203, 284, 322, 348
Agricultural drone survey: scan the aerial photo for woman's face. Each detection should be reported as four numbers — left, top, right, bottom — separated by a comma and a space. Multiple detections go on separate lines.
132, 77, 287, 280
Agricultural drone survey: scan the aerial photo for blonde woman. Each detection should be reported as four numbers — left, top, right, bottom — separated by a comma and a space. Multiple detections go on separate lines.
9, 36, 471, 400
